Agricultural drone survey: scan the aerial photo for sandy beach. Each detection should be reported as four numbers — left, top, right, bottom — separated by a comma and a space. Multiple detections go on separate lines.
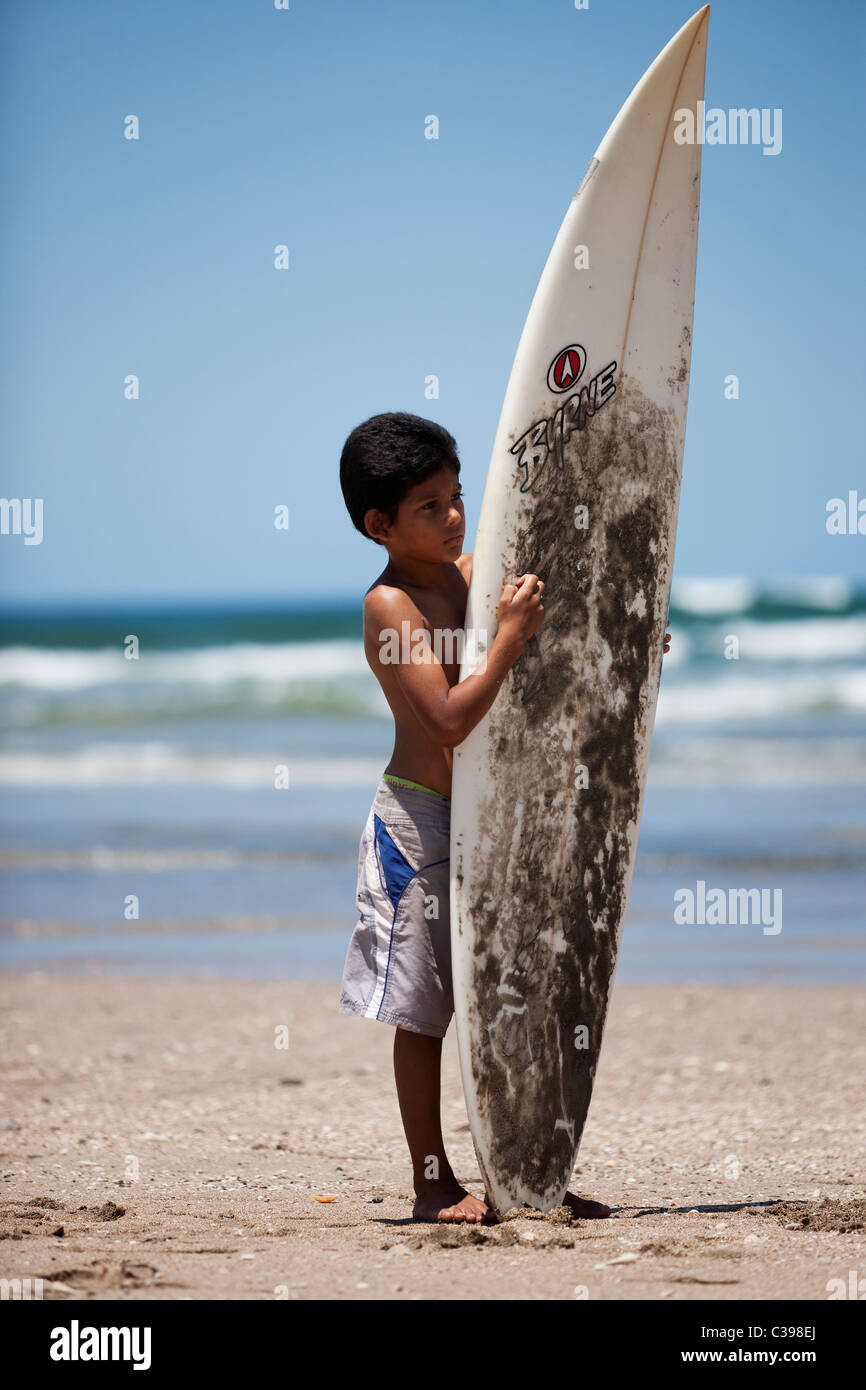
1, 975, 863, 1301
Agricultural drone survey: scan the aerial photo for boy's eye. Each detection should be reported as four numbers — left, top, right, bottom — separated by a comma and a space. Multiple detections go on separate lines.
422, 491, 462, 509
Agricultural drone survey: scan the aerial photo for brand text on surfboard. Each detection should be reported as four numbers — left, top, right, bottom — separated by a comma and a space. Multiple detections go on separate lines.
512, 359, 617, 493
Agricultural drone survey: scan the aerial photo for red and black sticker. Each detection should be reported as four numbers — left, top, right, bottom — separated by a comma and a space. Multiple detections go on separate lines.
547, 344, 587, 394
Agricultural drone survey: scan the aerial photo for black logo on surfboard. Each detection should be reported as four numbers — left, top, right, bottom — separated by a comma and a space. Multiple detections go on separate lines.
513, 352, 617, 493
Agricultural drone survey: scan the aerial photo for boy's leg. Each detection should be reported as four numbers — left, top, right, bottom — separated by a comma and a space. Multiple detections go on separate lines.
393, 1027, 491, 1223
393, 1028, 610, 1221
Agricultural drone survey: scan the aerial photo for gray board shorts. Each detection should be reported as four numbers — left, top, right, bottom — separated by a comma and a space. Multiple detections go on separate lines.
339, 777, 454, 1039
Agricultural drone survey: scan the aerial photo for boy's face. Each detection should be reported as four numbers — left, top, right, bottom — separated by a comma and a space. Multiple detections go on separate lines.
368, 463, 465, 562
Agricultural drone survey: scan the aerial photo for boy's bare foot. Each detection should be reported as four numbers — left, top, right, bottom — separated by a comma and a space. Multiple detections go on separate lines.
562, 1190, 611, 1219
412, 1182, 493, 1223
481, 1189, 612, 1220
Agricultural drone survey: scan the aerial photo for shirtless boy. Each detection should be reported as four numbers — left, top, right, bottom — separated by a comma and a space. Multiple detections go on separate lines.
338, 411, 668, 1223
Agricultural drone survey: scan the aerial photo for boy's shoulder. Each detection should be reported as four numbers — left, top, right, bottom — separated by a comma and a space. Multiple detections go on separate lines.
363, 578, 419, 625
362, 582, 426, 668
363, 553, 472, 621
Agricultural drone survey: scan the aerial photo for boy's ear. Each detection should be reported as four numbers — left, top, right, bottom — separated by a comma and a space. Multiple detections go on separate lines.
364, 507, 390, 544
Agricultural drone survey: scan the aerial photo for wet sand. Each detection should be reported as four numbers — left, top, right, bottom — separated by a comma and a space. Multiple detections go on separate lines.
1, 976, 863, 1300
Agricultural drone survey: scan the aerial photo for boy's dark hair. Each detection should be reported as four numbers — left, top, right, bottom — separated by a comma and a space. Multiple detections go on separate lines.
339, 412, 460, 544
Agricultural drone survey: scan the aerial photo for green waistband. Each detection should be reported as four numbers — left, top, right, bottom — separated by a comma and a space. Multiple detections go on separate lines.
383, 772, 450, 800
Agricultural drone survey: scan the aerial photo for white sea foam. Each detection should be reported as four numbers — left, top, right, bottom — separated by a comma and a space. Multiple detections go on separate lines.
671, 576, 757, 614
671, 574, 858, 615
655, 670, 866, 723
0, 640, 368, 691
0, 745, 386, 788
647, 737, 866, 786
761, 575, 854, 610
723, 617, 866, 662
1, 737, 863, 789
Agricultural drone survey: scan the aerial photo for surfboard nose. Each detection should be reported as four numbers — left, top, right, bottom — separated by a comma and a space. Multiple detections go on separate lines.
594, 3, 709, 167
652, 3, 710, 73
651, 4, 710, 71
680, 6, 711, 50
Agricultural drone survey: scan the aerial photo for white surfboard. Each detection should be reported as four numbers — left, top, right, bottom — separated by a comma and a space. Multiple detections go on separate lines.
450, 7, 709, 1215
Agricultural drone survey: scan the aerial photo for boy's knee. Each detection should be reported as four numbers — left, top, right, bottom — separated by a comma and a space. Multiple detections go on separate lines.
395, 1025, 442, 1048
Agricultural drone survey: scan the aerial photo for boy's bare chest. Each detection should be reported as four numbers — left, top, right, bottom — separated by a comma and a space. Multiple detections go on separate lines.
413, 589, 467, 639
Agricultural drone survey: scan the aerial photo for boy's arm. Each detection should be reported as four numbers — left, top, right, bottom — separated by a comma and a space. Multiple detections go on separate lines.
366, 577, 543, 749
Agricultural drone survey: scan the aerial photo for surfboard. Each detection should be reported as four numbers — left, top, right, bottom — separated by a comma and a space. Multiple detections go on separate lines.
450, 6, 709, 1216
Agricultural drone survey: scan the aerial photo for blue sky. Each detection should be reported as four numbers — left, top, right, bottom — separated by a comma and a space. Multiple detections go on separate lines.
1, 0, 864, 606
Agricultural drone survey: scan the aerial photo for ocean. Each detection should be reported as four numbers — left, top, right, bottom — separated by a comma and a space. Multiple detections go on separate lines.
1, 576, 864, 982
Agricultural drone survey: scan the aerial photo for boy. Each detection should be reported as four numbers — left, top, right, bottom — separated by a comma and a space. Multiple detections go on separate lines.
338, 412, 666, 1224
